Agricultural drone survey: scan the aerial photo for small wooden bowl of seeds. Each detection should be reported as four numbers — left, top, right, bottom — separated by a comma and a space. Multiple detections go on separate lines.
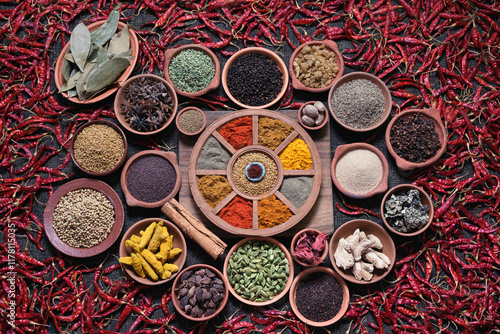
43, 178, 124, 257
70, 120, 127, 176
114, 74, 178, 136
289, 40, 344, 93
176, 107, 206, 136
172, 264, 228, 321
119, 218, 187, 285
298, 101, 328, 131
223, 237, 294, 306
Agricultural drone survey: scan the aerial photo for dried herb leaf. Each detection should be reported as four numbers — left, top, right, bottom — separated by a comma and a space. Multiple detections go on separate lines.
67, 89, 78, 98
76, 62, 96, 100
97, 46, 109, 65
59, 71, 82, 92
63, 52, 75, 63
83, 57, 130, 95
107, 25, 130, 57
115, 49, 132, 58
91, 9, 119, 47
70, 23, 91, 72
62, 59, 73, 81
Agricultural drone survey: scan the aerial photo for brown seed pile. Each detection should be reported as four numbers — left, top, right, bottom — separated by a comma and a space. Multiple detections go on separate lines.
232, 152, 277, 196
52, 188, 115, 248
293, 44, 338, 88
178, 109, 205, 134
73, 124, 125, 173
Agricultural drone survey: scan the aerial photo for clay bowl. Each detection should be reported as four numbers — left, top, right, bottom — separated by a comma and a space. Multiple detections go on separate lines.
54, 21, 138, 104
385, 108, 448, 172
43, 178, 124, 257
289, 267, 349, 326
331, 143, 389, 199
120, 150, 182, 208
329, 219, 396, 284
176, 107, 206, 136
327, 72, 392, 132
172, 264, 229, 321
223, 237, 294, 306
298, 101, 329, 131
70, 120, 128, 176
381, 184, 434, 237
119, 218, 187, 285
289, 40, 344, 93
114, 74, 178, 136
222, 47, 289, 109
291, 229, 329, 267
164, 44, 220, 98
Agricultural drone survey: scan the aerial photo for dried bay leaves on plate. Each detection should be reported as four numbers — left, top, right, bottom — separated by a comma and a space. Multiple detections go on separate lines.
62, 58, 73, 81
91, 9, 119, 47
70, 23, 91, 72
59, 71, 82, 92
76, 62, 96, 100
83, 57, 130, 96
108, 25, 130, 57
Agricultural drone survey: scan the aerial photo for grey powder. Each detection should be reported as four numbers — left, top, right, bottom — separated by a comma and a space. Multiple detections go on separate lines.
279, 176, 313, 209
197, 136, 231, 170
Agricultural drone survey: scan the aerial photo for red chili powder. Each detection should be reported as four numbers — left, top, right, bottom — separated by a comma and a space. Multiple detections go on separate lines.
218, 116, 252, 150
218, 196, 253, 229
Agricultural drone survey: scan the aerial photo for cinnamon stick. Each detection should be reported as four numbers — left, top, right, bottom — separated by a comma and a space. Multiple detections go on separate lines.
161, 198, 227, 260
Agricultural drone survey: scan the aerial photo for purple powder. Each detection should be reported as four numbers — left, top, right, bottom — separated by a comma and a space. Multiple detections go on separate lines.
126, 155, 176, 203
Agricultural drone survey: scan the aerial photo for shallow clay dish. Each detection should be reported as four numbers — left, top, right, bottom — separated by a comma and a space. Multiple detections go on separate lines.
70, 120, 127, 176
289, 267, 349, 326
327, 72, 392, 132
43, 178, 124, 257
120, 150, 182, 208
119, 218, 187, 285
176, 107, 206, 136
289, 40, 344, 93
385, 108, 448, 172
114, 74, 178, 136
381, 184, 434, 237
291, 228, 328, 267
164, 44, 220, 98
223, 237, 294, 306
222, 47, 289, 109
172, 264, 228, 321
298, 101, 329, 131
329, 219, 396, 284
331, 143, 389, 199
54, 21, 138, 104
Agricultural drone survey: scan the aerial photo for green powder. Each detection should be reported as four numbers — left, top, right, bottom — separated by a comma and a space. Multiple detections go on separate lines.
279, 176, 313, 209
197, 136, 231, 170
169, 49, 215, 93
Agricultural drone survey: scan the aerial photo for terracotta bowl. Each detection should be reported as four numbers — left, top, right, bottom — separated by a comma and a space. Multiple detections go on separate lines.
291, 229, 329, 267
164, 44, 220, 98
70, 120, 127, 176
298, 101, 329, 131
43, 178, 124, 257
120, 150, 182, 208
222, 47, 289, 109
329, 219, 396, 284
114, 74, 178, 136
289, 40, 344, 93
331, 143, 389, 199
327, 72, 392, 132
175, 107, 207, 136
223, 237, 294, 306
54, 21, 138, 104
119, 218, 187, 285
289, 267, 349, 326
172, 264, 229, 321
381, 184, 434, 237
385, 108, 448, 172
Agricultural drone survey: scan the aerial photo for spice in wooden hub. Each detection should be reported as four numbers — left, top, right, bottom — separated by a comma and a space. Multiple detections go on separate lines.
232, 152, 277, 196
245, 162, 265, 181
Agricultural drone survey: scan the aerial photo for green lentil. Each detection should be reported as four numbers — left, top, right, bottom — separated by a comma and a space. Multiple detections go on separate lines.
169, 49, 215, 93
227, 240, 289, 301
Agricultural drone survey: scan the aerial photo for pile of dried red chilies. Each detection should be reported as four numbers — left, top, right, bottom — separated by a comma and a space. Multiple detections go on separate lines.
1, 0, 499, 333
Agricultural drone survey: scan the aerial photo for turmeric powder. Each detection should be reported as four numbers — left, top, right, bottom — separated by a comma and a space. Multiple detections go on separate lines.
279, 138, 312, 170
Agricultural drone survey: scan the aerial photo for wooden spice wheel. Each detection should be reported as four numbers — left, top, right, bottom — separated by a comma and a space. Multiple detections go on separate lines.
189, 109, 322, 236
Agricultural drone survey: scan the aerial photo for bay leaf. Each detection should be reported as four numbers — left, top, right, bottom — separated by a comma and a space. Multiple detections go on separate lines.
70, 23, 91, 72
59, 71, 82, 92
107, 25, 130, 57
90, 9, 119, 47
87, 45, 99, 63
67, 89, 78, 98
83, 57, 130, 95
97, 46, 109, 65
63, 52, 75, 63
62, 59, 73, 81
76, 62, 96, 100
115, 49, 132, 58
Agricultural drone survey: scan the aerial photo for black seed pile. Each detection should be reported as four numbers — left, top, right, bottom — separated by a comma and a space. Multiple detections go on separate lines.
390, 113, 441, 163
227, 53, 283, 106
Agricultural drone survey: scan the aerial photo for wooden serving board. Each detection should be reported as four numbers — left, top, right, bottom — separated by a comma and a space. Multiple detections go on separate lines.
178, 109, 334, 238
